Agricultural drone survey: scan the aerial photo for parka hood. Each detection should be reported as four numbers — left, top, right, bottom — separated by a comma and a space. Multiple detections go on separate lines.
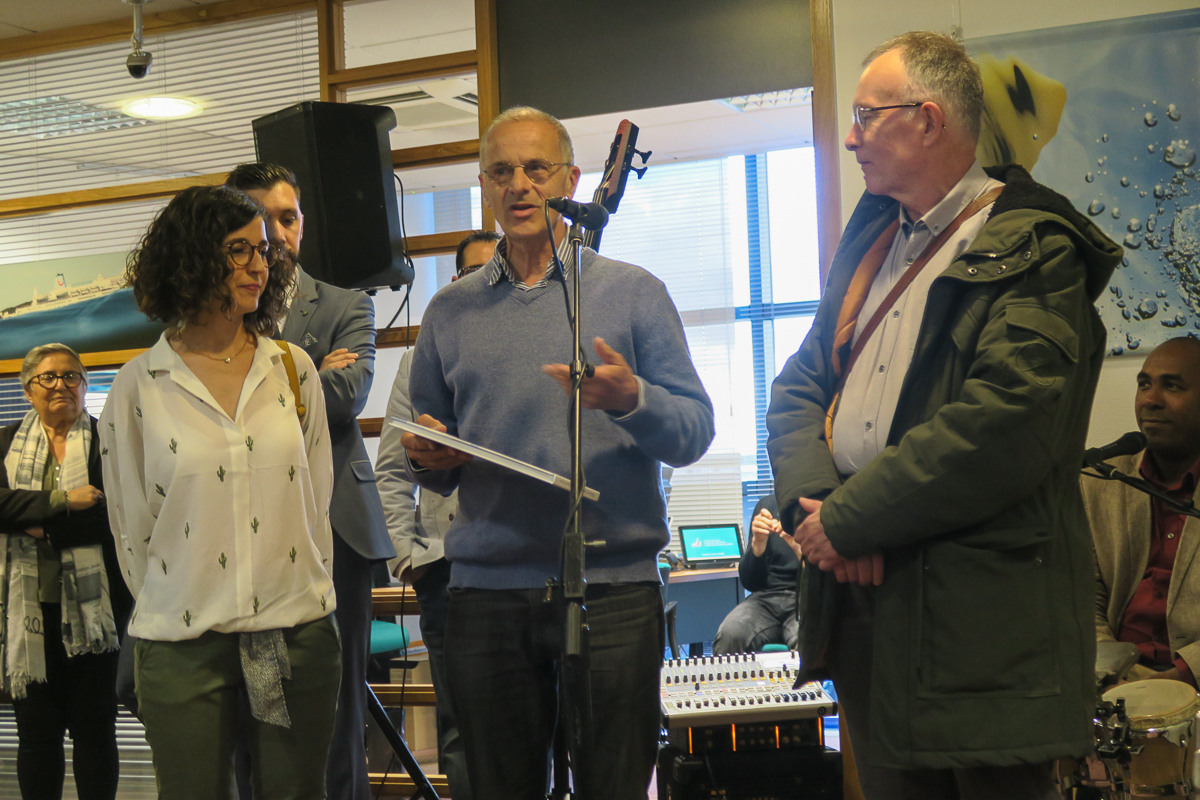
983, 164, 1123, 301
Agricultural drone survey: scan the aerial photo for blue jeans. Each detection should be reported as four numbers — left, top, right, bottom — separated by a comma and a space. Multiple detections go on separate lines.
444, 583, 664, 800
412, 559, 471, 800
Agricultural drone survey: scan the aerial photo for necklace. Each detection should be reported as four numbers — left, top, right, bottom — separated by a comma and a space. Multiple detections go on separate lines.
176, 332, 253, 364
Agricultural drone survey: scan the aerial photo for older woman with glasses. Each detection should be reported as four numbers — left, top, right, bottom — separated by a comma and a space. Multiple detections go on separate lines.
0, 343, 133, 800
100, 185, 340, 800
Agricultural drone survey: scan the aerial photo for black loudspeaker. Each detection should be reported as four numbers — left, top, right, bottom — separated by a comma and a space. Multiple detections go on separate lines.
252, 101, 413, 290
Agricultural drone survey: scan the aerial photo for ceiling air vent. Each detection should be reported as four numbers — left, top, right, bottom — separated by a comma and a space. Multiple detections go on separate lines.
359, 78, 478, 131
721, 88, 813, 113
0, 96, 150, 139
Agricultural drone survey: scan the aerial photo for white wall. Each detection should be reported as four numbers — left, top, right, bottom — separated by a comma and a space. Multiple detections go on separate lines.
828, 0, 1196, 446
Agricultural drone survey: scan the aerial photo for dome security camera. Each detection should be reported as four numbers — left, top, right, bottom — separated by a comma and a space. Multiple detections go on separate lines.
124, 0, 152, 80
126, 50, 153, 79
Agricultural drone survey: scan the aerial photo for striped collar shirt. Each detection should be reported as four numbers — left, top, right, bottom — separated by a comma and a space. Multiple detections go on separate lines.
486, 236, 575, 290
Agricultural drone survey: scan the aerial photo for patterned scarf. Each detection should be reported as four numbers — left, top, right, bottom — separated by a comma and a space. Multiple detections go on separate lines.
1, 410, 117, 698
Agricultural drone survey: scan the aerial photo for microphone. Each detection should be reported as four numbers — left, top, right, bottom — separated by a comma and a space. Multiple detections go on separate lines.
546, 197, 609, 230
1083, 431, 1147, 467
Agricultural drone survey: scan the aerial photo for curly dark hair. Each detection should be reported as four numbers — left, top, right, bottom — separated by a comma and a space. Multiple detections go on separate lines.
126, 185, 288, 334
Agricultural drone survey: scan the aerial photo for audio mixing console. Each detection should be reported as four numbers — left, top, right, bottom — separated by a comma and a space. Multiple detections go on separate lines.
660, 651, 836, 728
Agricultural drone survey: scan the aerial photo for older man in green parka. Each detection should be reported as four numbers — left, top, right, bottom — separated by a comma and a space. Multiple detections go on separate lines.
766, 31, 1122, 800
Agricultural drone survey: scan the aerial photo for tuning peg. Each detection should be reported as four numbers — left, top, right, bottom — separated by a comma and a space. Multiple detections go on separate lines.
635, 148, 652, 164
631, 166, 648, 179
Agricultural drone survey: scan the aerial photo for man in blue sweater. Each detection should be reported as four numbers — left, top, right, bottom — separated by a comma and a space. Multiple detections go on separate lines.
401, 106, 715, 799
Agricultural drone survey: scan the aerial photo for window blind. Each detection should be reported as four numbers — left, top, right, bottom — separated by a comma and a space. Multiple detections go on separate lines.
0, 12, 319, 202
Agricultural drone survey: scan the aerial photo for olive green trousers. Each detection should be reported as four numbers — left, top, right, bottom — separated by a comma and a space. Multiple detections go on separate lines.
135, 615, 342, 800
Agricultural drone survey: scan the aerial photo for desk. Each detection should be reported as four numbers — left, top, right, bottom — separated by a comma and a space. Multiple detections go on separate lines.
375, 574, 742, 653
371, 586, 418, 617
663, 567, 742, 648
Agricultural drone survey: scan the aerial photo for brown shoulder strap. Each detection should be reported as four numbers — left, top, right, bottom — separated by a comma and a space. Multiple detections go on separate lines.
825, 185, 1003, 454
275, 340, 307, 422
839, 186, 1003, 386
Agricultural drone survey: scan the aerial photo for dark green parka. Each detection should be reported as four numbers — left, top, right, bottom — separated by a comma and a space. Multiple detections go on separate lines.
766, 164, 1123, 769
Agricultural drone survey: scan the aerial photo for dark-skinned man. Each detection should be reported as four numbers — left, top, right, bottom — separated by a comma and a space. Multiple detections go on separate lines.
1089, 336, 1200, 687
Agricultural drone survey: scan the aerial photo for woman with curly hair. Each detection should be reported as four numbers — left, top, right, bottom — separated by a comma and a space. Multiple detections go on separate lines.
99, 185, 341, 799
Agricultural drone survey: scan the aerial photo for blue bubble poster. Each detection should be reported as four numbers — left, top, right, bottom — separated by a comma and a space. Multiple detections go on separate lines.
970, 9, 1200, 356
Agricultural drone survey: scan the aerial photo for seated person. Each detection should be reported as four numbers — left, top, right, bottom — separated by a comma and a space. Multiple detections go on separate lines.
713, 495, 800, 654
1088, 336, 1200, 685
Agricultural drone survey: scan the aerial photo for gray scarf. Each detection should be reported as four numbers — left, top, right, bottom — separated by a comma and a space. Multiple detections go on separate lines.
1, 410, 117, 698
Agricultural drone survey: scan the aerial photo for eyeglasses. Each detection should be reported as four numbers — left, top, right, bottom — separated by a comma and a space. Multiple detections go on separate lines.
30, 371, 85, 389
481, 160, 571, 186
852, 102, 925, 129
224, 242, 277, 268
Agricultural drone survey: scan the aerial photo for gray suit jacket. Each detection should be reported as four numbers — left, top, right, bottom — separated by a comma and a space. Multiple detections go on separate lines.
1085, 450, 1200, 677
283, 268, 394, 561
377, 348, 457, 577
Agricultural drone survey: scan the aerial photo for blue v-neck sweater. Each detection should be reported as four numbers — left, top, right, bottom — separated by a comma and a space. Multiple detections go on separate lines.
409, 249, 715, 590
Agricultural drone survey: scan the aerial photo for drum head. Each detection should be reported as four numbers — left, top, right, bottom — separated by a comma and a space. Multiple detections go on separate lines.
1102, 680, 1200, 730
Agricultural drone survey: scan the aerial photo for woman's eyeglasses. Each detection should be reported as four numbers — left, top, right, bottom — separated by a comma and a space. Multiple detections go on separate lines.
224, 242, 278, 268
30, 371, 85, 389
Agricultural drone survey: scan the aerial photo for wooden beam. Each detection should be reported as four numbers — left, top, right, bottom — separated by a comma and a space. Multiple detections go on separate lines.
810, 0, 841, 287
370, 683, 438, 706
316, 0, 346, 103
0, 324, 422, 379
392, 140, 479, 170
475, 0, 499, 233
376, 326, 421, 349
474, 0, 499, 133
406, 230, 472, 259
368, 773, 449, 797
0, 348, 150, 378
328, 51, 477, 93
0, 174, 226, 220
0, 0, 313, 62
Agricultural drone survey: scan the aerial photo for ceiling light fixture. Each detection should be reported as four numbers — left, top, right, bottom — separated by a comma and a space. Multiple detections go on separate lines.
122, 97, 203, 120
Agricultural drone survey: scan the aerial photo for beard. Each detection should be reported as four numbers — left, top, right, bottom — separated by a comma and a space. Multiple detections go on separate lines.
269, 240, 300, 302
260, 240, 300, 333
273, 241, 300, 282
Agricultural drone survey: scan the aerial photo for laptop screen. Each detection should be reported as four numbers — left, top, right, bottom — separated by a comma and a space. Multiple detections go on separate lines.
678, 523, 743, 565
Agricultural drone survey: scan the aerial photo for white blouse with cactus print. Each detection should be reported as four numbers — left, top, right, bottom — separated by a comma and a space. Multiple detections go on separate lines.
99, 333, 335, 642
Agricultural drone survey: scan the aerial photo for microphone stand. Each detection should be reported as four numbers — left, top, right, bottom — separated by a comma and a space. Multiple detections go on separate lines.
1083, 460, 1200, 519
548, 214, 606, 800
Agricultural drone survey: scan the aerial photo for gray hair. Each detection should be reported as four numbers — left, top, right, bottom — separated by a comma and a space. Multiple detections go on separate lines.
480, 106, 574, 167
865, 31, 984, 140
20, 343, 87, 387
